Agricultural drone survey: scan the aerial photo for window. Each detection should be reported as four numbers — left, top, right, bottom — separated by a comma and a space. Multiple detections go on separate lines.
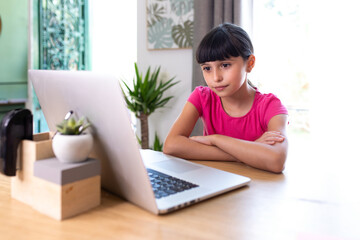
252, 0, 310, 135
33, 0, 89, 133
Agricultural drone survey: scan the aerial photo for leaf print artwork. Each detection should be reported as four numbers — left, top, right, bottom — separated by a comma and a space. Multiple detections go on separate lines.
169, 0, 193, 16
171, 20, 193, 48
148, 18, 174, 49
147, 0, 194, 50
147, 3, 166, 27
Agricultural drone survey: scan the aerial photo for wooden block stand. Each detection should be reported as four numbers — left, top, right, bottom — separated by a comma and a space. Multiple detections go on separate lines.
11, 132, 101, 220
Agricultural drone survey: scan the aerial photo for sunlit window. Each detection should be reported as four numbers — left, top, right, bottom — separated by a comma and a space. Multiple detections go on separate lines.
252, 0, 310, 135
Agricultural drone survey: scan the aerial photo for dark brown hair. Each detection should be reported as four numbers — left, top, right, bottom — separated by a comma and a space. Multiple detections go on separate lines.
196, 23, 254, 64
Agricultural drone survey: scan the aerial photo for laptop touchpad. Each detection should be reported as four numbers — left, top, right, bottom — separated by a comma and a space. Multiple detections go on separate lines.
153, 160, 201, 173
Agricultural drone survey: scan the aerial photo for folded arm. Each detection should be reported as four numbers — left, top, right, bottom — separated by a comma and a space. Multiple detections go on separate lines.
190, 116, 288, 173
163, 102, 288, 173
163, 102, 236, 161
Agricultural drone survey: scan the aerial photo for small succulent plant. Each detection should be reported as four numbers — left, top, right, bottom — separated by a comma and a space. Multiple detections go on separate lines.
56, 117, 91, 135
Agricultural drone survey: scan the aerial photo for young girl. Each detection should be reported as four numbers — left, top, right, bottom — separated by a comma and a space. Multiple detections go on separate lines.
163, 23, 288, 173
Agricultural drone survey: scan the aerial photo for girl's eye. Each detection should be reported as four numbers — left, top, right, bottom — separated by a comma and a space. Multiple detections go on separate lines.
202, 66, 211, 71
222, 63, 231, 68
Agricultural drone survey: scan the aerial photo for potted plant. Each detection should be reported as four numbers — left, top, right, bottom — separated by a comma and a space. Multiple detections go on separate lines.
122, 63, 179, 149
152, 132, 163, 152
52, 116, 93, 163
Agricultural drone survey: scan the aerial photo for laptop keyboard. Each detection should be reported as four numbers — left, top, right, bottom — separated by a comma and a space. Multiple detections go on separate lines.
146, 168, 199, 199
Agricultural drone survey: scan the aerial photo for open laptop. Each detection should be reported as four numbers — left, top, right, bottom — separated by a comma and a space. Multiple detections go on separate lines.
29, 69, 250, 214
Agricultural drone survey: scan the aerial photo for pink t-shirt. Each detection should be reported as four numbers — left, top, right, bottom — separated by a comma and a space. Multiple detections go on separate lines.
188, 86, 288, 141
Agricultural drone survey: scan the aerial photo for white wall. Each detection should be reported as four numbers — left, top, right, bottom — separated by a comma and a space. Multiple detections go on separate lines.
90, 0, 137, 82
137, 0, 193, 146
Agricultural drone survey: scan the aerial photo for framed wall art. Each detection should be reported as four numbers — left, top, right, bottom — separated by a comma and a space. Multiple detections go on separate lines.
147, 0, 194, 50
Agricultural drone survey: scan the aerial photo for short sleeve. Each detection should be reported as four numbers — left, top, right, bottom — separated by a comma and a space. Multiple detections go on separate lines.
187, 86, 204, 116
262, 94, 288, 125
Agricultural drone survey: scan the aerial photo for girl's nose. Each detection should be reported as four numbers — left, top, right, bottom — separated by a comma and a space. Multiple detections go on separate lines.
213, 69, 223, 82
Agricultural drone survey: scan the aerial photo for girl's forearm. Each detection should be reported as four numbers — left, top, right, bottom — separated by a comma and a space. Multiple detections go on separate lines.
163, 135, 236, 161
210, 134, 287, 173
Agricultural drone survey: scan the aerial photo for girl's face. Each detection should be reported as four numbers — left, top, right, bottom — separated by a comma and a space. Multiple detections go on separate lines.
200, 56, 254, 98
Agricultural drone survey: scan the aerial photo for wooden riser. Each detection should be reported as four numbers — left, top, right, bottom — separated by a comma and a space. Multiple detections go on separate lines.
11, 132, 101, 220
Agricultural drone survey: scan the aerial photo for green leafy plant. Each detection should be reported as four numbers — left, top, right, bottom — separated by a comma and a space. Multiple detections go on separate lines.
122, 63, 179, 149
56, 117, 91, 135
137, 133, 164, 152
152, 132, 163, 152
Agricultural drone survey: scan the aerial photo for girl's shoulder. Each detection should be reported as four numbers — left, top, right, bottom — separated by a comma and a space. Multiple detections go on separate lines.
255, 90, 281, 103
194, 86, 212, 95
189, 86, 218, 116
253, 90, 288, 116
192, 86, 217, 100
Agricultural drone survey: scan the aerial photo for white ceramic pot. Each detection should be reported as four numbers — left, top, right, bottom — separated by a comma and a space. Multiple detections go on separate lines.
52, 134, 93, 163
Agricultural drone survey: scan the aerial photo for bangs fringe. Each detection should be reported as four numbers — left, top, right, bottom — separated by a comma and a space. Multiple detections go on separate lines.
196, 24, 253, 64
196, 31, 240, 63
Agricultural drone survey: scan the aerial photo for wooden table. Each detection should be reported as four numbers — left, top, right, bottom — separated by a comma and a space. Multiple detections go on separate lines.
1, 134, 359, 240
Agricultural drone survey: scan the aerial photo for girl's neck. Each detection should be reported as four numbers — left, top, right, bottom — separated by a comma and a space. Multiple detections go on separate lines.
220, 81, 256, 117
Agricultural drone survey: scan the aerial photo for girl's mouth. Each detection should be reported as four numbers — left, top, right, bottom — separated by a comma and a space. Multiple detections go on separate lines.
214, 86, 227, 91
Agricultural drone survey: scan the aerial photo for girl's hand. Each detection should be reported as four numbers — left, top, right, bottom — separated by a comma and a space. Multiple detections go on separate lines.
190, 136, 214, 146
255, 131, 285, 145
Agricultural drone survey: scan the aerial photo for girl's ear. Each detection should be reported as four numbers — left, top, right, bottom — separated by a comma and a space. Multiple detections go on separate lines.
246, 55, 256, 73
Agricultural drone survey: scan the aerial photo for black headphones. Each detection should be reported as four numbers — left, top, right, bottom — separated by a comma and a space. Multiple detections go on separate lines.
0, 109, 33, 176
